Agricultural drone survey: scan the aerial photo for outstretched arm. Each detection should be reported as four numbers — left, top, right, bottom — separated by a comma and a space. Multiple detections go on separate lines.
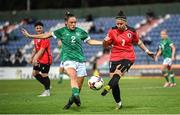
86, 39, 103, 45
102, 36, 112, 48
137, 39, 155, 60
21, 28, 52, 39
155, 48, 162, 61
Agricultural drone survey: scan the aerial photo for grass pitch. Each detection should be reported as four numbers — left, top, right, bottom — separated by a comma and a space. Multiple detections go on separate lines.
0, 77, 180, 114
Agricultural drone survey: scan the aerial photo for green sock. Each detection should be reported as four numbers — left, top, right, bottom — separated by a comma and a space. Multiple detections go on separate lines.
171, 77, 175, 83
168, 71, 175, 83
164, 76, 169, 82
72, 87, 79, 96
162, 70, 169, 82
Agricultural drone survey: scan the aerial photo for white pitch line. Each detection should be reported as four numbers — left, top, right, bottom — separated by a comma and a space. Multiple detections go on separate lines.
124, 86, 165, 90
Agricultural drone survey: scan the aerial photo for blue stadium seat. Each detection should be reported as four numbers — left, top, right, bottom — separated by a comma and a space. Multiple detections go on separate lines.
4, 14, 180, 65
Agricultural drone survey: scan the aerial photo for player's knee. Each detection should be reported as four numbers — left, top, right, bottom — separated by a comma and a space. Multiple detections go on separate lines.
32, 71, 38, 77
41, 73, 49, 77
112, 74, 120, 80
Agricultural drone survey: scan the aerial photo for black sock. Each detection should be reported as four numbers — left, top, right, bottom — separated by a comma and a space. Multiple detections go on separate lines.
34, 74, 44, 85
108, 74, 120, 89
43, 77, 50, 90
112, 84, 121, 103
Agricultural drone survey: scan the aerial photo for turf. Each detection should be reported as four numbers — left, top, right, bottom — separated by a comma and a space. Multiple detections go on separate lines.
0, 77, 180, 114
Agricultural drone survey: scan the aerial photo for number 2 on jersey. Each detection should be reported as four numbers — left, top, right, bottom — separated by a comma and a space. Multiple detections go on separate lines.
71, 36, 76, 43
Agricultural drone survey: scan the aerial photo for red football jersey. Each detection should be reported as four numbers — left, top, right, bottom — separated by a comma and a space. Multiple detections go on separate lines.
106, 26, 139, 62
34, 38, 52, 64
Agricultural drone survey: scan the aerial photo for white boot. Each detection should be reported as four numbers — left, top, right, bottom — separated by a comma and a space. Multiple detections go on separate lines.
38, 90, 50, 97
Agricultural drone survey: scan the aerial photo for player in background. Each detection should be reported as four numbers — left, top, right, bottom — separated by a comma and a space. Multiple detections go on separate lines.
101, 10, 155, 109
30, 21, 52, 97
155, 30, 176, 87
21, 12, 103, 109
54, 40, 64, 84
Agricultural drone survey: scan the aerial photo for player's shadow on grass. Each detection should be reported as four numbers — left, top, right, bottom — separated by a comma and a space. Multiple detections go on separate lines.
63, 106, 87, 112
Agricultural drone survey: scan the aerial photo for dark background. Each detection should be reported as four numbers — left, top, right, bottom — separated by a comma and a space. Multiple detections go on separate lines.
0, 0, 179, 11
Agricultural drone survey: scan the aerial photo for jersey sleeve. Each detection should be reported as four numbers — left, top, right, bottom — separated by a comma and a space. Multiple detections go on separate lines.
52, 29, 62, 40
159, 44, 162, 49
168, 39, 173, 46
105, 29, 113, 42
80, 29, 91, 42
40, 39, 50, 49
132, 32, 140, 44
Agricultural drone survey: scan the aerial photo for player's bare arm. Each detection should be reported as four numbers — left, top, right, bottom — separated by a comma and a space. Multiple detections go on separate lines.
155, 48, 162, 61
21, 28, 52, 39
32, 48, 45, 66
87, 39, 103, 45
103, 36, 112, 48
137, 39, 155, 60
58, 40, 62, 48
29, 48, 37, 64
170, 44, 176, 61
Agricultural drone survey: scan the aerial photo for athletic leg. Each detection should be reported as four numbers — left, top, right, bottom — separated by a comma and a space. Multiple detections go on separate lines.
161, 64, 170, 87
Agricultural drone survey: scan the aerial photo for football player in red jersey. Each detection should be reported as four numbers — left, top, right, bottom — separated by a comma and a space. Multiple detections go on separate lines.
30, 22, 52, 97
101, 11, 155, 109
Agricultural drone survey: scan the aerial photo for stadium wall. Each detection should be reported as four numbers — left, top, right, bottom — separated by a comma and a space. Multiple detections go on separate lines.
0, 67, 69, 80
0, 3, 180, 22
1, 65, 180, 79
98, 65, 180, 77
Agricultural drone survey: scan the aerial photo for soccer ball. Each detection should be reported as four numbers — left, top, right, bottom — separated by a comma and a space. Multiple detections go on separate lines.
88, 76, 104, 90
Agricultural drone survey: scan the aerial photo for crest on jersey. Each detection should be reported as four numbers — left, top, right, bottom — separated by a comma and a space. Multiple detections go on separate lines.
76, 32, 80, 36
127, 33, 132, 38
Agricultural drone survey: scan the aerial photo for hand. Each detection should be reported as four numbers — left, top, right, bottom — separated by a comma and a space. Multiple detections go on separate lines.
21, 28, 30, 38
32, 60, 39, 66
146, 51, 155, 60
104, 36, 111, 41
103, 37, 112, 48
29, 58, 33, 64
172, 56, 175, 61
